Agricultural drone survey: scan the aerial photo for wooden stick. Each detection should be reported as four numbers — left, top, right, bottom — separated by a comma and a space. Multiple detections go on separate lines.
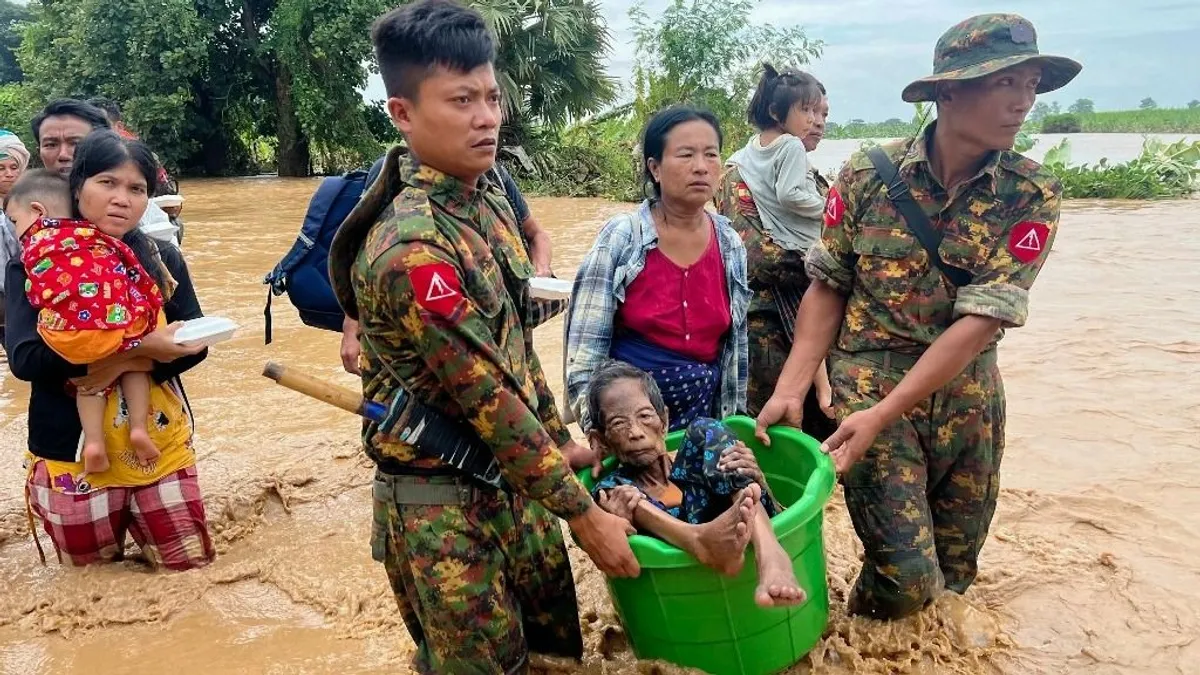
262, 361, 370, 418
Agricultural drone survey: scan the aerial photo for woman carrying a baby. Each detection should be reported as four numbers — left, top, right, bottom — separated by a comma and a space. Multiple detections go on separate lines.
3, 130, 216, 570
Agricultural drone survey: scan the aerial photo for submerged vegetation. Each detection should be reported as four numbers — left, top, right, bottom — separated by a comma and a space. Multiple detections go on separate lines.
827, 107, 1200, 140
1041, 137, 1200, 199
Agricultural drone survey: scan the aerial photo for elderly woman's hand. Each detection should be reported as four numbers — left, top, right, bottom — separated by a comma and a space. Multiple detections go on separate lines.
718, 441, 766, 486
135, 322, 206, 362
597, 485, 643, 524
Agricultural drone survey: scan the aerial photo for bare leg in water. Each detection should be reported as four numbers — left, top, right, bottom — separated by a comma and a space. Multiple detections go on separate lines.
628, 485, 759, 576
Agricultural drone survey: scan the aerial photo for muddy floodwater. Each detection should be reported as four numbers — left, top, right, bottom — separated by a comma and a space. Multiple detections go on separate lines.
1, 154, 1198, 674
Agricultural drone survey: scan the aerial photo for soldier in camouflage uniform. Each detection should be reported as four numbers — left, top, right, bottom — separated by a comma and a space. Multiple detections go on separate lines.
715, 84, 836, 440
329, 2, 638, 672
754, 13, 1080, 620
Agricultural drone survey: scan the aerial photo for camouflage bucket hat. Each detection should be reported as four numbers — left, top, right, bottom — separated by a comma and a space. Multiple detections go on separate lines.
902, 13, 1082, 103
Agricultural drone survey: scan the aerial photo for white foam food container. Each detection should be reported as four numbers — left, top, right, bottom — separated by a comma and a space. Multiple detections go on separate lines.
140, 220, 180, 244
529, 277, 573, 300
173, 316, 239, 347
152, 194, 185, 209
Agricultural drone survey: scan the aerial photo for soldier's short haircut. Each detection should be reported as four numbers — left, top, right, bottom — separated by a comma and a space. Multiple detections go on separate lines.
4, 168, 70, 212
586, 360, 668, 432
747, 64, 825, 132
371, 0, 496, 101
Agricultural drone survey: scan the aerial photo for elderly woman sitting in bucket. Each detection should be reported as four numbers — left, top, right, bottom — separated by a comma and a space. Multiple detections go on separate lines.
585, 359, 805, 608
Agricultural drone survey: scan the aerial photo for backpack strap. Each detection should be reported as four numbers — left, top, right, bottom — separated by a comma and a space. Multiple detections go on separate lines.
865, 147, 972, 288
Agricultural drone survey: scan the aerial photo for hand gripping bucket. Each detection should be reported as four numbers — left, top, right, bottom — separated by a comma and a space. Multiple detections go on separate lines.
576, 416, 836, 675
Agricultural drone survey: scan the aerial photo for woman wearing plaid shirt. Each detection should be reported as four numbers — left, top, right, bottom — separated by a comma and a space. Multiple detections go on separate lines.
564, 106, 749, 434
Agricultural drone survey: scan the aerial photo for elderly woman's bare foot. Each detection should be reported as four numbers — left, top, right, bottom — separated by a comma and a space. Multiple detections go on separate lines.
754, 537, 806, 608
691, 485, 759, 576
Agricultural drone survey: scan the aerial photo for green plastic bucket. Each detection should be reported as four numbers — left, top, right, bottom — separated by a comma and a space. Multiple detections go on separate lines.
576, 416, 836, 675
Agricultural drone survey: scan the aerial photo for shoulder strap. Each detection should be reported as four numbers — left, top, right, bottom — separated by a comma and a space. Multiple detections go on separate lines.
865, 147, 971, 288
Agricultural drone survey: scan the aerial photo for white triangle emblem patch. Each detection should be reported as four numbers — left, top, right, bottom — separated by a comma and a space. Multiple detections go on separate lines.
425, 272, 457, 302
1014, 228, 1042, 252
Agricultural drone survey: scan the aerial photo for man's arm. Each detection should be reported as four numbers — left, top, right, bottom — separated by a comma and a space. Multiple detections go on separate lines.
522, 214, 554, 277
496, 165, 553, 276
341, 315, 362, 375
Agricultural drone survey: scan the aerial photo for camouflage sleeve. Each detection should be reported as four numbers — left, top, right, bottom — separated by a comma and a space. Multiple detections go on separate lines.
804, 160, 859, 295
374, 239, 592, 520
954, 185, 1061, 328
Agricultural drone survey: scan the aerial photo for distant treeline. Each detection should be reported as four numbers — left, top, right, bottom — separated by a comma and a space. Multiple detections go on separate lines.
827, 106, 1200, 140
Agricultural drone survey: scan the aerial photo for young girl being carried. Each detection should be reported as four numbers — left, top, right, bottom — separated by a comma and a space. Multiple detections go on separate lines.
724, 64, 833, 418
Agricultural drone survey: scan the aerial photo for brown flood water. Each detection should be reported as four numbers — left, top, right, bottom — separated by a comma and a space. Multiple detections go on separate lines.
1, 178, 1198, 674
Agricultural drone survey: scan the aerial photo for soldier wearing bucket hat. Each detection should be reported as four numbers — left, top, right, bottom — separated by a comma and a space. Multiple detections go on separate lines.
755, 13, 1079, 620
901, 14, 1081, 103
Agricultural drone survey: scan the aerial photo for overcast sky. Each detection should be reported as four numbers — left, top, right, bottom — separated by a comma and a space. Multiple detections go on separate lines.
363, 0, 1200, 123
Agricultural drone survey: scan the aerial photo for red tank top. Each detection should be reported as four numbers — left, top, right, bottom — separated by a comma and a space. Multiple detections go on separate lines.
616, 225, 731, 363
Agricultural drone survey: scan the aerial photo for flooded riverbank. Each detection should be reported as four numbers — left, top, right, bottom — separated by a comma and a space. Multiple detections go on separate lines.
0, 169, 1198, 674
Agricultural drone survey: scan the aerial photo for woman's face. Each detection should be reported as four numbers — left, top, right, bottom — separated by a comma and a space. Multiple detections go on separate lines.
647, 120, 722, 210
803, 96, 830, 152
782, 101, 817, 140
76, 160, 149, 237
0, 158, 22, 197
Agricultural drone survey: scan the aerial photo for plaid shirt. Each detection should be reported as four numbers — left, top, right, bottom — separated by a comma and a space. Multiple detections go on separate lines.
562, 200, 749, 430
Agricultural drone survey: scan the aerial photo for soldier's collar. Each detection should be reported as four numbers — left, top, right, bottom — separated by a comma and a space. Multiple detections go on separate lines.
900, 121, 1001, 192
399, 153, 490, 212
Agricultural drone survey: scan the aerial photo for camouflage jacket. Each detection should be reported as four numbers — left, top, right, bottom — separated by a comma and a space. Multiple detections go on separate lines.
329, 146, 591, 520
806, 123, 1061, 354
716, 165, 830, 314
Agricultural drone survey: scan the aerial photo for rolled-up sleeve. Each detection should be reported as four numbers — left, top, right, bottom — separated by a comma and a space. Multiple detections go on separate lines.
804, 160, 859, 295
954, 187, 1061, 328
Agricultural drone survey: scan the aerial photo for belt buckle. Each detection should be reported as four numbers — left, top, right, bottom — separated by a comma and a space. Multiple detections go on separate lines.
457, 480, 474, 505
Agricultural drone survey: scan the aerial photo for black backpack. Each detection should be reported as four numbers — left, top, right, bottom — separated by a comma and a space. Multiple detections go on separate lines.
262, 169, 368, 343
263, 157, 527, 344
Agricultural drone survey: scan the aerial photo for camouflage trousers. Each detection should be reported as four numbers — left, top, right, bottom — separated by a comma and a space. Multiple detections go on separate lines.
830, 348, 1005, 620
371, 471, 584, 674
745, 295, 837, 441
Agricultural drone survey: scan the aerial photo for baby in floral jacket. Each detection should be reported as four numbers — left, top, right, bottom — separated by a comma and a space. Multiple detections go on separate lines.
5, 169, 164, 473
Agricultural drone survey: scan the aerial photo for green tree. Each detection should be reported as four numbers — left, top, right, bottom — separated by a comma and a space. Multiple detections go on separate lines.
1189, 99, 1200, 109
0, 82, 41, 145
267, 0, 393, 174
1030, 101, 1056, 122
1140, 97, 1157, 109
19, 0, 209, 170
18, 0, 617, 176
1068, 98, 1094, 115
473, 0, 616, 142
21, 0, 391, 176
629, 0, 823, 145
0, 0, 28, 85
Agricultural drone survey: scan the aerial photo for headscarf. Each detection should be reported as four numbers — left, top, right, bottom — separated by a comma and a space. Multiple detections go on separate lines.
0, 129, 30, 172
